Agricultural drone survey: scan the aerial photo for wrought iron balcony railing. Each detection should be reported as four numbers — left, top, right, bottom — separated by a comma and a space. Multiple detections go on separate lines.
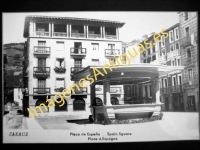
71, 33, 85, 38
105, 49, 120, 56
53, 32, 67, 37
33, 88, 51, 94
35, 31, 50, 36
70, 48, 87, 55
33, 67, 50, 77
34, 46, 51, 54
54, 67, 66, 73
160, 84, 183, 95
88, 34, 101, 38
71, 67, 84, 74
110, 87, 122, 93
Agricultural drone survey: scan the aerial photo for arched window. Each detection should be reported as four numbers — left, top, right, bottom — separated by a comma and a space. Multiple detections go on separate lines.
73, 98, 85, 111
94, 97, 103, 106
73, 98, 85, 110
111, 97, 119, 105
35, 99, 48, 113
55, 98, 67, 111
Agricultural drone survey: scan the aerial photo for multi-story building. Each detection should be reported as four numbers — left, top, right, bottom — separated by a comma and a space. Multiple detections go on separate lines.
158, 23, 184, 111
23, 15, 125, 118
178, 12, 198, 112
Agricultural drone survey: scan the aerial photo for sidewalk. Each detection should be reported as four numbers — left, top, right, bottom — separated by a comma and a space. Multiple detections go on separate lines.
25, 117, 43, 130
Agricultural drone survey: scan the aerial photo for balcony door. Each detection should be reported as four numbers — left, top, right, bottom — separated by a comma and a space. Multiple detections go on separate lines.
38, 41, 46, 52
74, 42, 82, 53
38, 58, 46, 71
38, 79, 46, 94
74, 59, 82, 72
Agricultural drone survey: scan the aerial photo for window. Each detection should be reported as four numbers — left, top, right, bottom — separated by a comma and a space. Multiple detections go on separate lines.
56, 41, 64, 50
188, 69, 193, 80
174, 58, 177, 66
144, 84, 152, 98
54, 24, 66, 32
152, 45, 155, 53
177, 58, 181, 66
161, 35, 165, 47
185, 27, 190, 37
55, 58, 65, 68
162, 48, 166, 55
147, 57, 151, 63
132, 85, 136, 97
88, 26, 100, 34
175, 42, 180, 50
74, 59, 82, 68
169, 31, 174, 43
170, 44, 174, 51
172, 76, 177, 86
92, 59, 99, 65
38, 79, 46, 94
163, 78, 168, 87
92, 43, 99, 51
178, 75, 182, 85
105, 27, 116, 35
38, 58, 46, 68
55, 78, 65, 88
71, 25, 84, 33
185, 12, 188, 21
186, 48, 191, 58
174, 27, 179, 40
143, 59, 146, 63
145, 85, 148, 98
147, 49, 151, 55
36, 23, 49, 32
152, 55, 156, 61
108, 44, 115, 49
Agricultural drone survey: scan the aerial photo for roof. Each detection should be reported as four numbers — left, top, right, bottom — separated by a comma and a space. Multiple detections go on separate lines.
23, 15, 125, 37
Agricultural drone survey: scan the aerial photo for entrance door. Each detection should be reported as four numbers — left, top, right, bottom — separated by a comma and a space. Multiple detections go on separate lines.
188, 96, 196, 111
179, 96, 184, 111
165, 97, 169, 111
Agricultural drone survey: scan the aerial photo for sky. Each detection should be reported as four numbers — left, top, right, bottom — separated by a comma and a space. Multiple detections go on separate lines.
3, 11, 179, 44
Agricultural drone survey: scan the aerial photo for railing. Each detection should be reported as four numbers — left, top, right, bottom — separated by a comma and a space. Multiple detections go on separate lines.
33, 88, 51, 94
124, 100, 155, 104
105, 35, 117, 39
35, 31, 49, 36
33, 67, 50, 76
105, 49, 120, 56
88, 34, 101, 38
53, 32, 67, 37
160, 85, 183, 94
110, 87, 122, 93
181, 35, 191, 48
71, 67, 84, 74
71, 33, 85, 38
167, 50, 180, 59
34, 46, 51, 54
54, 87, 65, 92
70, 48, 87, 55
54, 67, 66, 73
71, 87, 87, 94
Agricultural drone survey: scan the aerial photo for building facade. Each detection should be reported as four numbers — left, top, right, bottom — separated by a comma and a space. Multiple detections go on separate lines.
179, 12, 198, 112
23, 15, 125, 118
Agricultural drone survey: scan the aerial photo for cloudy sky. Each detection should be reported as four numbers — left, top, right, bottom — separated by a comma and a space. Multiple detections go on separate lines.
3, 11, 179, 44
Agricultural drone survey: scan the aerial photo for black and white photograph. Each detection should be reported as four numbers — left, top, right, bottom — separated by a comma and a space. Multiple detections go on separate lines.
2, 11, 199, 143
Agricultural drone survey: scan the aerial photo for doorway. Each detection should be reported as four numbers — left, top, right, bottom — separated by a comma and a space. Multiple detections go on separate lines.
188, 96, 196, 111
165, 97, 169, 111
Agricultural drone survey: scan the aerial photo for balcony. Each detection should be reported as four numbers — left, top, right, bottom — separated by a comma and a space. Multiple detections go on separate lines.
71, 87, 87, 95
33, 67, 50, 78
105, 35, 117, 39
54, 87, 65, 92
70, 48, 87, 58
88, 34, 101, 38
167, 50, 180, 59
53, 32, 67, 37
54, 67, 66, 73
34, 46, 51, 56
33, 88, 51, 94
160, 85, 183, 95
71, 33, 85, 38
71, 67, 84, 74
105, 49, 120, 57
181, 35, 191, 48
35, 31, 50, 37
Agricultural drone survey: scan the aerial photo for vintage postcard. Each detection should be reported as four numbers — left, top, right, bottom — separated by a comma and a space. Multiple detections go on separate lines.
2, 11, 199, 143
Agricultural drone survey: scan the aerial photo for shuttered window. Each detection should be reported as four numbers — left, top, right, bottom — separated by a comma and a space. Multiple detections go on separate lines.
38, 79, 46, 93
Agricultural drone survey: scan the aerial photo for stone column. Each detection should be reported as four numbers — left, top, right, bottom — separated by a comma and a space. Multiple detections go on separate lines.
90, 82, 96, 106
151, 79, 156, 103
49, 23, 51, 37
66, 24, 68, 38
100, 26, 103, 39
33, 22, 36, 36
86, 25, 88, 39
29, 22, 33, 37
102, 26, 105, 39
69, 24, 71, 38
52, 23, 54, 37
116, 28, 119, 40
155, 77, 161, 104
103, 78, 111, 106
